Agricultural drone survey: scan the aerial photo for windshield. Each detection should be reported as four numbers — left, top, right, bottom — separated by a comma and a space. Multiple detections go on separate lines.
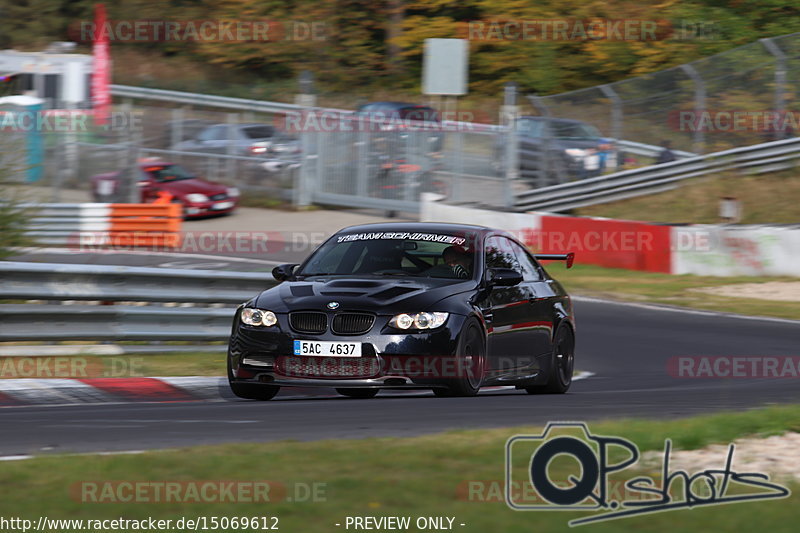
242, 125, 275, 139
296, 232, 477, 280
551, 121, 602, 139
397, 106, 439, 122
516, 119, 602, 139
143, 163, 195, 182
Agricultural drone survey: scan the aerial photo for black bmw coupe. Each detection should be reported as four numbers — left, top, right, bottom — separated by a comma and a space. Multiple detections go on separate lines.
227, 222, 575, 400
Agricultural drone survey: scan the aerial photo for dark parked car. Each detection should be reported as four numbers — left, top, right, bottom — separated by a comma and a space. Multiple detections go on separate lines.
227, 222, 576, 400
90, 158, 239, 218
355, 102, 444, 153
494, 117, 617, 183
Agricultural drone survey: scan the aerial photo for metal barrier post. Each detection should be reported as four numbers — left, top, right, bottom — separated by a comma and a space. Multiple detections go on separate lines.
599, 84, 622, 142
226, 113, 238, 187
680, 64, 706, 155
761, 37, 787, 141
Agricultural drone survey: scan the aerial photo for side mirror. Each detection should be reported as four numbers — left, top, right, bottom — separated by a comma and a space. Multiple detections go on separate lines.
272, 263, 298, 282
487, 268, 523, 287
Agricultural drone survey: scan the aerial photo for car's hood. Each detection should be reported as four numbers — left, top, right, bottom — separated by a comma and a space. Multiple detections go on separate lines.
160, 178, 228, 196
254, 277, 476, 313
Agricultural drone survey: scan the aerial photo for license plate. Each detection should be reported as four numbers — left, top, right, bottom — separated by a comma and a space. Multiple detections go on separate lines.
293, 340, 361, 357
212, 201, 234, 210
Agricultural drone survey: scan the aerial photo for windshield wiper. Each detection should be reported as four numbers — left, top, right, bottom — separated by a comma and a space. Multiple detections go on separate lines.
372, 271, 422, 277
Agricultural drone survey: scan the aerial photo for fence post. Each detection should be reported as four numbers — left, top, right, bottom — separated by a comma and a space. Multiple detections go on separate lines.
118, 99, 141, 204
295, 126, 315, 208
170, 107, 183, 149
528, 94, 568, 187
355, 122, 368, 198
680, 64, 706, 154
760, 37, 787, 140
226, 112, 238, 187
500, 82, 520, 207
599, 84, 622, 141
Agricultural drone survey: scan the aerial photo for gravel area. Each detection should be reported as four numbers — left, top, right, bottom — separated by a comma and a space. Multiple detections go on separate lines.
691, 281, 800, 302
642, 432, 800, 483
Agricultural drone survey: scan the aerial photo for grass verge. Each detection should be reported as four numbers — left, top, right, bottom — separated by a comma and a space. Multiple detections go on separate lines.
552, 264, 800, 320
0, 405, 798, 532
575, 169, 800, 224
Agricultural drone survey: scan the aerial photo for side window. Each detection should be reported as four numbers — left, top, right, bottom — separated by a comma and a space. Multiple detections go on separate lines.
509, 241, 542, 282
485, 236, 520, 271
197, 126, 223, 142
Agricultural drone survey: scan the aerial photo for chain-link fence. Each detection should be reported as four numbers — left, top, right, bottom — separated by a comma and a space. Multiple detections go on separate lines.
23, 100, 513, 213
533, 33, 800, 158
11, 32, 800, 212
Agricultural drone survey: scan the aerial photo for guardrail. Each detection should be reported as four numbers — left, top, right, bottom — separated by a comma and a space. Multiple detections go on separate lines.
515, 136, 800, 212
0, 262, 277, 341
615, 139, 695, 160
23, 203, 182, 246
111, 84, 328, 116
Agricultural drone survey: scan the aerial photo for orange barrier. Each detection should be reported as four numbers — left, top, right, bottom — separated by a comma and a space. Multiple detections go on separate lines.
85, 204, 182, 249
109, 203, 182, 218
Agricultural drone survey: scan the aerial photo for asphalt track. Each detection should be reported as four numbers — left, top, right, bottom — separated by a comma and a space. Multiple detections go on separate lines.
2, 298, 799, 456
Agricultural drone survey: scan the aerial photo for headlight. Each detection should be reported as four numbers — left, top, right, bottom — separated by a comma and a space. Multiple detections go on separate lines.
389, 312, 448, 330
227, 187, 240, 197
185, 193, 209, 203
240, 308, 278, 327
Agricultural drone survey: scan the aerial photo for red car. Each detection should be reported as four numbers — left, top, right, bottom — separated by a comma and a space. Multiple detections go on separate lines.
90, 159, 239, 218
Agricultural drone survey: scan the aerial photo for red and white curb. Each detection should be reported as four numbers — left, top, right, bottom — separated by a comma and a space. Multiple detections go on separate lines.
0, 372, 594, 407
0, 377, 226, 406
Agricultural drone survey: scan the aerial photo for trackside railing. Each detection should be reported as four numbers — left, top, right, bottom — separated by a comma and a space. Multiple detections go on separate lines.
514, 136, 800, 212
0, 262, 277, 341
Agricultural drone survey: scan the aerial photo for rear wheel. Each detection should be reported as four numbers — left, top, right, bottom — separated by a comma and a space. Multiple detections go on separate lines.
336, 388, 379, 399
525, 324, 574, 394
433, 319, 485, 397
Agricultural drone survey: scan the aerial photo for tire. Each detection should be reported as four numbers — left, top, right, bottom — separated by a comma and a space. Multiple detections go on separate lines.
228, 355, 280, 400
336, 388, 379, 399
433, 318, 485, 397
229, 382, 281, 400
526, 324, 574, 394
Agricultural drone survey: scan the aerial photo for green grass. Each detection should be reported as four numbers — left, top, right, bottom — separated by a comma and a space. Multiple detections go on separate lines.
575, 170, 800, 224
1, 405, 798, 532
552, 264, 800, 319
132, 352, 226, 376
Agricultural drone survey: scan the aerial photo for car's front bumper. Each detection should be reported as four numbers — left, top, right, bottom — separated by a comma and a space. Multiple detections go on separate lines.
228, 313, 469, 388
183, 199, 239, 218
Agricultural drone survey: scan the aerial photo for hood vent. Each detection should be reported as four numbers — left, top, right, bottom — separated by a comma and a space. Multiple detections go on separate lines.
326, 280, 383, 288
371, 286, 419, 300
290, 285, 315, 297
320, 291, 368, 297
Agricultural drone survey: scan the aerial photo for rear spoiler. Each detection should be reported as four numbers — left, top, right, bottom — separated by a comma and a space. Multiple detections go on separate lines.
535, 253, 575, 269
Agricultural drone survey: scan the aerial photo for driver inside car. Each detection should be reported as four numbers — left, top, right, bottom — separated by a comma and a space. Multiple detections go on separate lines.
442, 245, 471, 279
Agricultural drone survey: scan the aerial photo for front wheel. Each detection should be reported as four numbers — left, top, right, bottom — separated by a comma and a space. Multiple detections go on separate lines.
229, 382, 280, 400
434, 319, 485, 397
526, 324, 574, 394
336, 388, 379, 399
228, 354, 280, 400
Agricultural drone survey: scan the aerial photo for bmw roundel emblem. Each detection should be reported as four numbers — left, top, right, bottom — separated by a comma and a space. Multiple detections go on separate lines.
327, 301, 340, 310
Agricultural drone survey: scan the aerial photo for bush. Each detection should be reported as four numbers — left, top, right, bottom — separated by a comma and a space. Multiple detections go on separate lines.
0, 139, 33, 258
